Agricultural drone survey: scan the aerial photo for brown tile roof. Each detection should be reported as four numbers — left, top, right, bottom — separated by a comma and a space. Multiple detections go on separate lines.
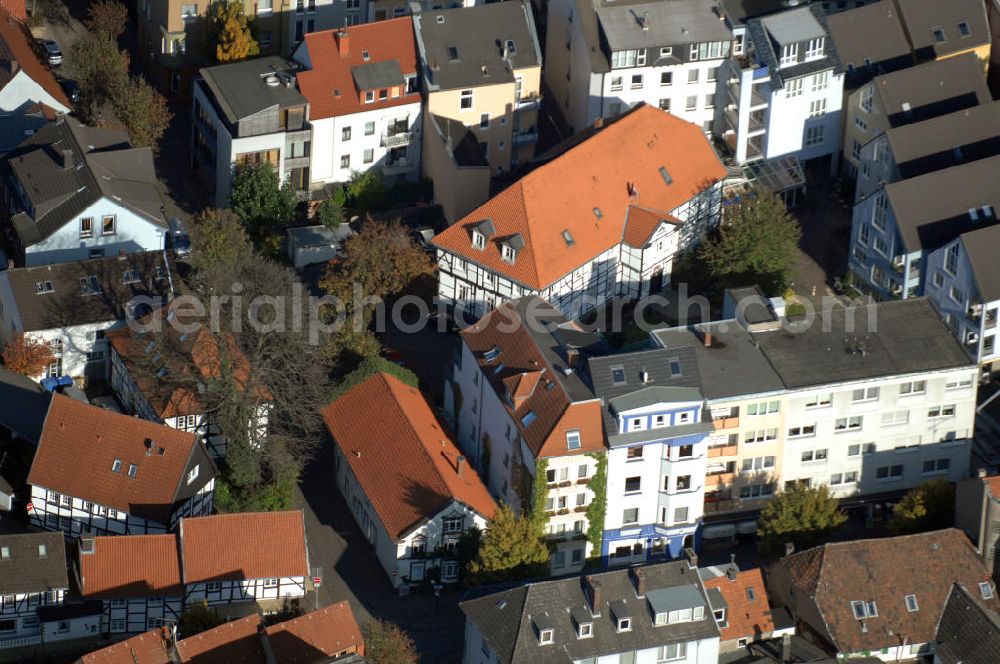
76, 628, 174, 664
703, 568, 777, 642
79, 535, 183, 599
0, 8, 71, 109
458, 300, 605, 460
296, 19, 420, 120
27, 394, 203, 523
0, 531, 67, 595
265, 600, 364, 663
179, 511, 309, 583
780, 528, 1000, 653
432, 104, 725, 289
323, 372, 498, 540
107, 304, 268, 419
176, 614, 265, 664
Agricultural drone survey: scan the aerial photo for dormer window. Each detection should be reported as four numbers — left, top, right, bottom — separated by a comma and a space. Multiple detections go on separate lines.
566, 430, 581, 450
714, 608, 726, 622
780, 43, 798, 66
655, 611, 668, 625
805, 37, 824, 60
617, 617, 631, 632
577, 622, 592, 638
501, 244, 516, 263
538, 628, 553, 644
472, 231, 486, 249
365, 90, 375, 103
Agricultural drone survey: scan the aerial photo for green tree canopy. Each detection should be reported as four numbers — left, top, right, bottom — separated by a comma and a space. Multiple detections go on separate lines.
347, 170, 389, 214
466, 504, 550, 585
757, 484, 847, 554
889, 479, 956, 535
698, 187, 802, 294
189, 208, 253, 271
71, 32, 129, 113
362, 620, 418, 664
208, 0, 260, 63
329, 355, 417, 402
316, 197, 345, 229
230, 162, 297, 239
177, 601, 225, 638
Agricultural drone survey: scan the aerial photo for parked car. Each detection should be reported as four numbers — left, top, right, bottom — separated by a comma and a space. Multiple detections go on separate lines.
167, 217, 192, 259
59, 79, 79, 103
37, 39, 62, 66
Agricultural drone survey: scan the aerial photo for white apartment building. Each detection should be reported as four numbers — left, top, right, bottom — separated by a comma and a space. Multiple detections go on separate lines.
293, 20, 422, 185
193, 56, 312, 207
324, 371, 496, 587
545, 0, 731, 135
431, 104, 725, 321
446, 298, 607, 573
460, 559, 721, 664
716, 4, 844, 166
588, 349, 710, 566
653, 296, 976, 519
287, 0, 361, 45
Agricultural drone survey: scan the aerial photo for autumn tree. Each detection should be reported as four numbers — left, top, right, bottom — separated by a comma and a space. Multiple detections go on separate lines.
699, 187, 802, 294
466, 504, 550, 585
757, 484, 847, 555
362, 620, 418, 664
319, 220, 435, 325
230, 162, 297, 240
113, 76, 172, 150
189, 208, 253, 272
71, 32, 129, 118
2, 333, 55, 378
889, 479, 956, 535
208, 0, 260, 63
85, 0, 128, 38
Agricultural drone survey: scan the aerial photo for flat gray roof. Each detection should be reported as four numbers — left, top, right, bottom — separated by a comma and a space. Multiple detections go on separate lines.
287, 224, 353, 248
199, 56, 306, 126
752, 298, 973, 389
596, 0, 730, 52
886, 153, 1000, 251
651, 321, 785, 401
761, 6, 825, 44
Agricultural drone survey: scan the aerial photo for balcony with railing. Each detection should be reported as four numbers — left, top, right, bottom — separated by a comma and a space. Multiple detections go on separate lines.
707, 444, 738, 458
513, 129, 539, 145
382, 126, 413, 148
514, 93, 542, 112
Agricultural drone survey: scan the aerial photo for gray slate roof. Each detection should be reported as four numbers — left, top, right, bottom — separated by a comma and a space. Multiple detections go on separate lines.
886, 153, 1000, 252
959, 225, 1000, 302
428, 113, 490, 168
651, 321, 785, 401
287, 224, 354, 248
935, 583, 1000, 664
0, 531, 68, 595
760, 6, 825, 43
352, 60, 404, 91
885, 101, 1000, 177
199, 56, 306, 126
872, 52, 990, 129
752, 298, 973, 389
595, 0, 730, 52
747, 4, 840, 89
827, 1, 912, 77
461, 560, 720, 664
6, 118, 165, 247
0, 369, 50, 443
414, 0, 541, 91
5, 251, 173, 331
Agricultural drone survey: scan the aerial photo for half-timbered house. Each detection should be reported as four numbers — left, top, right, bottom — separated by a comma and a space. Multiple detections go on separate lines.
323, 372, 497, 588
431, 104, 726, 320
26, 394, 215, 537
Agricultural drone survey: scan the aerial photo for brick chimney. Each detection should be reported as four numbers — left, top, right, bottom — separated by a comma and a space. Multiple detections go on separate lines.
61, 149, 73, 170
335, 29, 350, 57
630, 566, 646, 597
585, 576, 602, 615
456, 455, 465, 477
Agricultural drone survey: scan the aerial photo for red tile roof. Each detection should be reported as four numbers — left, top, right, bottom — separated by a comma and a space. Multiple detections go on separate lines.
432, 105, 725, 289
323, 372, 498, 540
0, 8, 70, 108
621, 206, 682, 247
176, 614, 265, 664
179, 511, 309, 583
781, 528, 1000, 653
703, 568, 777, 642
296, 19, 420, 120
27, 394, 202, 523
265, 600, 364, 663
79, 535, 183, 599
459, 300, 605, 459
76, 628, 174, 664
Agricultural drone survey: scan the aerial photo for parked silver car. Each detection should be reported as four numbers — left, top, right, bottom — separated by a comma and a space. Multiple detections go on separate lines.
38, 39, 62, 66
168, 217, 192, 259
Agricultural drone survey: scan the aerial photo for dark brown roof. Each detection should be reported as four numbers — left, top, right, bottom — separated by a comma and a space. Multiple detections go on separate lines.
5, 251, 173, 331
27, 394, 211, 523
959, 225, 1000, 302
0, 531, 67, 594
827, 1, 912, 84
779, 529, 1000, 653
895, 0, 990, 60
